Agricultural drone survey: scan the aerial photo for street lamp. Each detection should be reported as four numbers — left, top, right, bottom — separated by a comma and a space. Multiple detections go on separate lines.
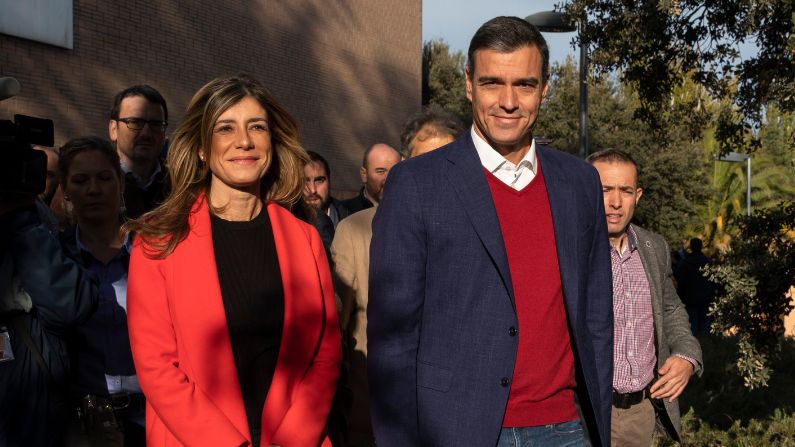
716, 152, 752, 217
525, 10, 588, 159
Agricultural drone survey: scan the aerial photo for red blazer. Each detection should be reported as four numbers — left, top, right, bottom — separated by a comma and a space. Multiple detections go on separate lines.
127, 196, 341, 447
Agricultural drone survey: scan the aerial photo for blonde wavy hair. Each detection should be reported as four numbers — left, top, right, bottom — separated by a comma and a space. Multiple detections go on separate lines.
127, 74, 309, 258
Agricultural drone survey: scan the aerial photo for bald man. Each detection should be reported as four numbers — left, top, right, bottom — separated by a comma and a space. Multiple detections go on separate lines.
339, 143, 401, 215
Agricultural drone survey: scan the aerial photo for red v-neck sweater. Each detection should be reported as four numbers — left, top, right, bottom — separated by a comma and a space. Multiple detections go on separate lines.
485, 163, 578, 427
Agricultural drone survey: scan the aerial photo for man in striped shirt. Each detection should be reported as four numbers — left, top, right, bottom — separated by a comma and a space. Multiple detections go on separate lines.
588, 149, 702, 446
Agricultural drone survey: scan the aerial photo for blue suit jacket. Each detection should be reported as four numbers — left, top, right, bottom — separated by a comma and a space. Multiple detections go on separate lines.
367, 134, 614, 446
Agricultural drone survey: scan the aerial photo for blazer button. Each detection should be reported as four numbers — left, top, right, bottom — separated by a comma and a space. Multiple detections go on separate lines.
500, 377, 510, 387
508, 327, 518, 336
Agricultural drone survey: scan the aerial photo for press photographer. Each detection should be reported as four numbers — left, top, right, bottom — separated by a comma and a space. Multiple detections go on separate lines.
0, 76, 98, 447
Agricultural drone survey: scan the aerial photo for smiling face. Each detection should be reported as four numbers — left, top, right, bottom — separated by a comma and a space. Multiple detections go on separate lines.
466, 45, 548, 160
592, 160, 643, 248
207, 96, 272, 199
64, 150, 122, 224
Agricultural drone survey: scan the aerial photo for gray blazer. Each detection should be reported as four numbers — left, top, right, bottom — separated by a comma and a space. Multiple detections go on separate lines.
633, 224, 703, 441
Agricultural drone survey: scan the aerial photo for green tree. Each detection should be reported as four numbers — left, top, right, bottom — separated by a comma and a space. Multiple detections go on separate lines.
422, 39, 471, 124
698, 106, 795, 252
566, 0, 795, 153
537, 58, 711, 245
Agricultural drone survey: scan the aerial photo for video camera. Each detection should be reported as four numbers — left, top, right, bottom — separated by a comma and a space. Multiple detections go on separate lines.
0, 77, 53, 196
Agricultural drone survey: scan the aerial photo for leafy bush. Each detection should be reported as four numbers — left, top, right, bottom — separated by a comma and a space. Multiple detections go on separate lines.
704, 202, 795, 389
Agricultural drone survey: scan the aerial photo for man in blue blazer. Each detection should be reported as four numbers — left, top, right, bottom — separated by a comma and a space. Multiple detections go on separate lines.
368, 16, 614, 447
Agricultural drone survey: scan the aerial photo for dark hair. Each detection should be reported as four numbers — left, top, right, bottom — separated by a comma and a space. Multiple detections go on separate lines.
306, 150, 331, 180
586, 148, 641, 185
400, 105, 464, 156
689, 238, 703, 253
109, 84, 169, 123
467, 16, 550, 82
58, 136, 122, 189
586, 148, 638, 168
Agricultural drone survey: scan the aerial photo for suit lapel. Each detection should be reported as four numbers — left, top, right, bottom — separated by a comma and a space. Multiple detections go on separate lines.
174, 195, 249, 436
538, 148, 580, 326
443, 136, 515, 305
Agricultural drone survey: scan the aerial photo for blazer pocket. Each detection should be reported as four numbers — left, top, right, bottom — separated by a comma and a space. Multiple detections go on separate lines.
417, 360, 453, 392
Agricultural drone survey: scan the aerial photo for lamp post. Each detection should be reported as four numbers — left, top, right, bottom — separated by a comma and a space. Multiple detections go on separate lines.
525, 10, 588, 159
716, 151, 752, 217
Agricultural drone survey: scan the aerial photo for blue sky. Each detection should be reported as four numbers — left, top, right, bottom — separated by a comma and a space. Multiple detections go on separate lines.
422, 0, 579, 67
422, 0, 757, 68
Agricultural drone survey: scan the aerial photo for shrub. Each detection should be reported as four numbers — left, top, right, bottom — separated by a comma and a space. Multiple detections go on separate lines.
704, 201, 795, 389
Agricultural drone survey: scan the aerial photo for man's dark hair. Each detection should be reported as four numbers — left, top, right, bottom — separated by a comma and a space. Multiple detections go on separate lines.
467, 16, 550, 82
109, 84, 168, 123
306, 150, 331, 180
586, 148, 641, 181
689, 238, 703, 253
400, 105, 464, 155
586, 148, 637, 166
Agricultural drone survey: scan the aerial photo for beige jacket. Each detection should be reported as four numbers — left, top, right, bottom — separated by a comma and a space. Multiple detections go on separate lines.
330, 207, 377, 446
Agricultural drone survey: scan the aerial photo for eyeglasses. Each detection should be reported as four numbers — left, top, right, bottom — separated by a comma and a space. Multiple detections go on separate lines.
115, 117, 168, 132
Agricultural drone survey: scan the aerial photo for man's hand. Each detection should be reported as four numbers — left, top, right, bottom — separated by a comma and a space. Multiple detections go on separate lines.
650, 356, 694, 402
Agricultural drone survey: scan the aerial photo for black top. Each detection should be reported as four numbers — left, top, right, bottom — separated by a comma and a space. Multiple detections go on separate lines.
210, 208, 284, 447
338, 188, 374, 216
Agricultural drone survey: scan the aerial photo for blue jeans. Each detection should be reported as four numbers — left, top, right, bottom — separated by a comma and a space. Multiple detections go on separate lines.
497, 420, 587, 447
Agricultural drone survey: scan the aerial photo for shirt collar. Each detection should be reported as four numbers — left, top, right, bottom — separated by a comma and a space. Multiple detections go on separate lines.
470, 126, 537, 174
121, 160, 162, 189
75, 225, 133, 257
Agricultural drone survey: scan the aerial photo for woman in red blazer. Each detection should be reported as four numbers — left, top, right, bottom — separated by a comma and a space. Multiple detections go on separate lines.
126, 74, 341, 447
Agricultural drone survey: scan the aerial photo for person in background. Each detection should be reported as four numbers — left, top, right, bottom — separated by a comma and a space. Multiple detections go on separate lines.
587, 148, 702, 446
108, 85, 170, 219
56, 137, 144, 446
0, 194, 97, 446
338, 144, 401, 215
126, 74, 341, 447
303, 150, 349, 229
32, 145, 60, 206
398, 105, 464, 158
329, 106, 462, 446
674, 238, 715, 336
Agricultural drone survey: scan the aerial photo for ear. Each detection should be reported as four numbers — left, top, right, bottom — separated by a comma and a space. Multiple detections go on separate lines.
109, 119, 119, 143
542, 81, 550, 101
635, 187, 644, 205
360, 166, 367, 183
465, 68, 473, 102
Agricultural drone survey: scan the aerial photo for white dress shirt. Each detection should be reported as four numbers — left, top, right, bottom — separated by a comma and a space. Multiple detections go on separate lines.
471, 127, 538, 190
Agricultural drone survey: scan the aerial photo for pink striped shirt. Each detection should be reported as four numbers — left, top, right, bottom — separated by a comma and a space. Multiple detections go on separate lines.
611, 226, 656, 393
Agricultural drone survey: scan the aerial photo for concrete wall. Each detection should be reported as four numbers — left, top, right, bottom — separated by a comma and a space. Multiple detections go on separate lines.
0, 1, 422, 194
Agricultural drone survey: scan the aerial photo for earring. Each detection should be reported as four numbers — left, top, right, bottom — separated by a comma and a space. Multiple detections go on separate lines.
63, 193, 70, 201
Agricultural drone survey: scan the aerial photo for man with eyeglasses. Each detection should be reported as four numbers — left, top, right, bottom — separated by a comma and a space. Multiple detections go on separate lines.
108, 85, 170, 219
